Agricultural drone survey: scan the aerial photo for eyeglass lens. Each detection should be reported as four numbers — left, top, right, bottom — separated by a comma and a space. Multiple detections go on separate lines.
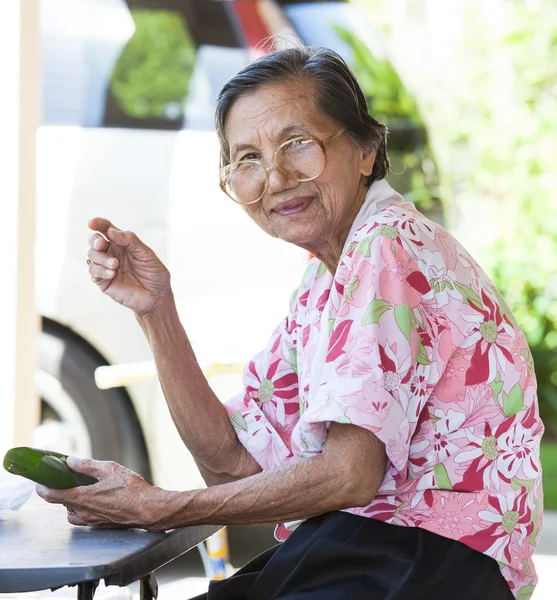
224, 138, 326, 204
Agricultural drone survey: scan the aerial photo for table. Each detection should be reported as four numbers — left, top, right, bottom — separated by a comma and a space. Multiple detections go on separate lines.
0, 495, 220, 600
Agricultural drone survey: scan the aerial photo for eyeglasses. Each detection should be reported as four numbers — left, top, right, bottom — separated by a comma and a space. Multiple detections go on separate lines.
219, 127, 346, 205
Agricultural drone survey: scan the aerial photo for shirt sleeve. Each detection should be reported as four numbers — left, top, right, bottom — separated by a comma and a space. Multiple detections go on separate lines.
224, 303, 300, 471
302, 231, 437, 477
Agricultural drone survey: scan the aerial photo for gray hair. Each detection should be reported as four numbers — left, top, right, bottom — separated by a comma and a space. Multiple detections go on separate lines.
215, 43, 389, 186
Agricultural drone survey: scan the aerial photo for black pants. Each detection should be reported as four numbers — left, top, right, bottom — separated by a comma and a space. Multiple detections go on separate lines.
191, 512, 514, 600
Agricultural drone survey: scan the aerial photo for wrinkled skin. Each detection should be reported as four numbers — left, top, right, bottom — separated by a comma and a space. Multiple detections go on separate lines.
35, 457, 170, 531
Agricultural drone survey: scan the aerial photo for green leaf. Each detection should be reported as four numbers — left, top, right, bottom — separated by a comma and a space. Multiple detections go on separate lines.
362, 298, 391, 326
328, 317, 335, 335
434, 463, 452, 489
490, 372, 504, 400
511, 476, 534, 493
394, 303, 411, 342
316, 262, 328, 278
416, 338, 431, 365
516, 584, 537, 600
345, 275, 360, 302
355, 237, 372, 257
529, 493, 541, 546
454, 281, 483, 309
338, 415, 352, 424
229, 412, 248, 432
289, 288, 299, 306
411, 312, 424, 331
503, 382, 526, 417
288, 348, 298, 375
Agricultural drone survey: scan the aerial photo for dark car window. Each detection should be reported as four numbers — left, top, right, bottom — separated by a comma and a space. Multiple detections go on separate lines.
284, 2, 441, 215
40, 0, 246, 130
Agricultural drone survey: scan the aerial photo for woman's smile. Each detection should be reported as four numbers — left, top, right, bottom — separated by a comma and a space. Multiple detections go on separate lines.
272, 196, 314, 216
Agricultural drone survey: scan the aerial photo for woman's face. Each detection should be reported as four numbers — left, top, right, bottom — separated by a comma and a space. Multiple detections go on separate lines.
223, 79, 376, 255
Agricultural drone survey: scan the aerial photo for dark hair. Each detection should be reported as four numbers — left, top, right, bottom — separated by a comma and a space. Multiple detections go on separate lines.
215, 43, 389, 186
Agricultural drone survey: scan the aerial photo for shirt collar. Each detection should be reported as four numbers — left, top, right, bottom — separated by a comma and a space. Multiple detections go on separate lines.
341, 179, 406, 256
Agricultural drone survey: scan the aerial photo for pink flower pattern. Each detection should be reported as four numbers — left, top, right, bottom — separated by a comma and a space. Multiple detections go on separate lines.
225, 182, 543, 599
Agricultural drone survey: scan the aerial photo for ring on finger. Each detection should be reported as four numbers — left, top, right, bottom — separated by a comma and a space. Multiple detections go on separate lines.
66, 506, 75, 515
87, 259, 93, 266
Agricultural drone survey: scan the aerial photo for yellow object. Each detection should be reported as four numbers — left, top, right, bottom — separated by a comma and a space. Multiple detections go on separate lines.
94, 362, 244, 389
202, 363, 245, 378
205, 527, 231, 580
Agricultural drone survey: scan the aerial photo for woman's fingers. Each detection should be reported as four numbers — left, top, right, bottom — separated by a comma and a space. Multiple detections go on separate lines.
88, 217, 118, 235
87, 247, 119, 270
88, 218, 130, 255
89, 261, 116, 281
67, 512, 87, 527
88, 232, 109, 252
66, 456, 111, 480
105, 227, 138, 250
88, 217, 147, 257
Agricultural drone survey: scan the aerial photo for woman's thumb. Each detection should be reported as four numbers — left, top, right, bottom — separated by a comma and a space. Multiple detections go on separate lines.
106, 227, 131, 248
66, 456, 100, 477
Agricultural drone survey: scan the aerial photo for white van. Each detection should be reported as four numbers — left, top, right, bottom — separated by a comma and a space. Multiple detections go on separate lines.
35, 0, 441, 491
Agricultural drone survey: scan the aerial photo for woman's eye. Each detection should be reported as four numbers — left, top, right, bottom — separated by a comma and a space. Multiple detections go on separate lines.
240, 153, 259, 161
289, 138, 306, 147
284, 137, 313, 153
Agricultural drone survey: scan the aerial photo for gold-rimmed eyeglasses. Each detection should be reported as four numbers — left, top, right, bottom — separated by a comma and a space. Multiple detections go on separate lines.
219, 127, 346, 205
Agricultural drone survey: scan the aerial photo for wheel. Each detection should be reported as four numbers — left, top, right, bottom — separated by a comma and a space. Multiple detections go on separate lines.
35, 323, 152, 481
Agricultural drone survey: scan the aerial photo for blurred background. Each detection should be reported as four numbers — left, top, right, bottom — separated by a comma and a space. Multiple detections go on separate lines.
1, 0, 555, 597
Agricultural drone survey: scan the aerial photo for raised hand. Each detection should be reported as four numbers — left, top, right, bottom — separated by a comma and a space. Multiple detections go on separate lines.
87, 217, 171, 316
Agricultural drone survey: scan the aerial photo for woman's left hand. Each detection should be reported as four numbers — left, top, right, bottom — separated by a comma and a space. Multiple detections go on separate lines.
35, 457, 169, 531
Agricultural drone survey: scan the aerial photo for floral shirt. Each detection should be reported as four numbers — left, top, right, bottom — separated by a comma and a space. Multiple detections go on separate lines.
225, 180, 544, 599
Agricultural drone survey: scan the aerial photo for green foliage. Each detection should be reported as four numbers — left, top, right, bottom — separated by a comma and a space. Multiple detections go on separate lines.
333, 25, 440, 213
334, 25, 423, 127
110, 10, 195, 120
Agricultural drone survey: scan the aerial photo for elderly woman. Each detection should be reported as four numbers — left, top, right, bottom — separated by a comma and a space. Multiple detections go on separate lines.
37, 46, 543, 600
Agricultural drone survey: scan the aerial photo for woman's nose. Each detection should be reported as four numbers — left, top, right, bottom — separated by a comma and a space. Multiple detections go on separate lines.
267, 164, 297, 194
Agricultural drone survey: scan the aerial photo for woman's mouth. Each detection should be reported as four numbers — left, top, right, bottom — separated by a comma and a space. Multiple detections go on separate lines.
272, 196, 313, 216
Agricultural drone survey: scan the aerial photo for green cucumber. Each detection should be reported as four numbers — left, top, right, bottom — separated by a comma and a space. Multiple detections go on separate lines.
3, 446, 97, 489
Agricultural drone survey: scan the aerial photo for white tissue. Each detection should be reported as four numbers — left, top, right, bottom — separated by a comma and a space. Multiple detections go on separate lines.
0, 467, 34, 516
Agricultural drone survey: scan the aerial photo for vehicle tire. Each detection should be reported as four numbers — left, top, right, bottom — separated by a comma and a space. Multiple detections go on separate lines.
36, 322, 152, 482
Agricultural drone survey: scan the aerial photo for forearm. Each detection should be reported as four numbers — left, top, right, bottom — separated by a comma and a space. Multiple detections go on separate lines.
154, 454, 362, 530
150, 423, 386, 530
136, 293, 261, 485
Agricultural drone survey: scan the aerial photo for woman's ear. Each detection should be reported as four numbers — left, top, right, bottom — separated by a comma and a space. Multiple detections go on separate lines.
360, 146, 377, 177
